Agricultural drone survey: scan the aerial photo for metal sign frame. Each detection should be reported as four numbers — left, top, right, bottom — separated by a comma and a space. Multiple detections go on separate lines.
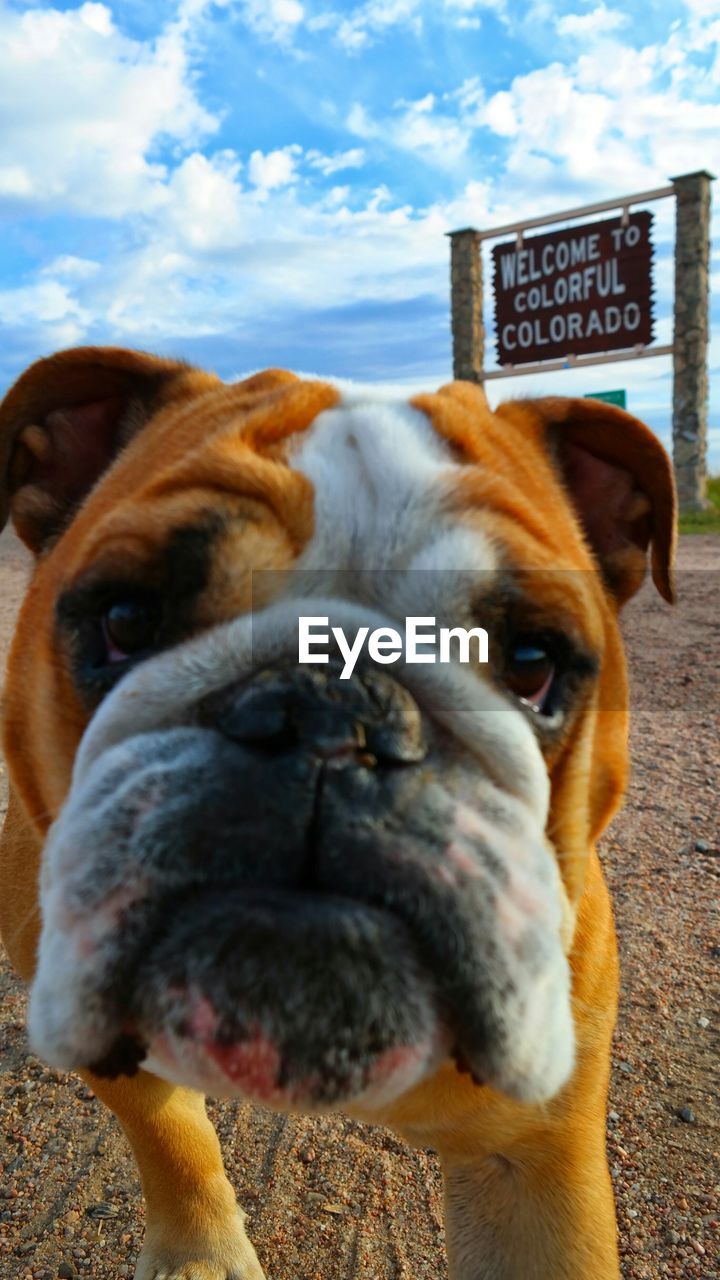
447, 171, 714, 511
449, 183, 674, 381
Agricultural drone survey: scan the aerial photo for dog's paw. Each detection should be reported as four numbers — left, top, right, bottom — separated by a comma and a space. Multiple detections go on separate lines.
134, 1209, 267, 1280
136, 1251, 266, 1280
137, 1268, 263, 1280
138, 1269, 262, 1280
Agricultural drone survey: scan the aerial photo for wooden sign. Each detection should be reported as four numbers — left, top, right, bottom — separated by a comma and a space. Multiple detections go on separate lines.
492, 211, 654, 366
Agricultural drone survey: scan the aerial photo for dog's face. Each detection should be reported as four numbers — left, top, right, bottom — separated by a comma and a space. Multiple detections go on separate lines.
0, 349, 675, 1119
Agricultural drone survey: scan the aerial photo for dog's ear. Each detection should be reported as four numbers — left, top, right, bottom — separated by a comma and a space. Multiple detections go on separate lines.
497, 395, 677, 606
0, 346, 210, 554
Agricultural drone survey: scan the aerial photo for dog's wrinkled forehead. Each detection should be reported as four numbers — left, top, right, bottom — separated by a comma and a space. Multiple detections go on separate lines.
0, 349, 676, 613
291, 390, 497, 578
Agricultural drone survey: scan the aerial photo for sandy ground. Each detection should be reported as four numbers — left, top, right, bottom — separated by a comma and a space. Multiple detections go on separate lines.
0, 526, 717, 1280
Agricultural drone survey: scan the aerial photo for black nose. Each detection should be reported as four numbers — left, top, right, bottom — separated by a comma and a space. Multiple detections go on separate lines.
200, 663, 427, 766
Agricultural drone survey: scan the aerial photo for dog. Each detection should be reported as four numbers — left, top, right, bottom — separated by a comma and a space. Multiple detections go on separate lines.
0, 346, 676, 1279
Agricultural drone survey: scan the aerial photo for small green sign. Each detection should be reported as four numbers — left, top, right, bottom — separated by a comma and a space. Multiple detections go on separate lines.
584, 389, 627, 409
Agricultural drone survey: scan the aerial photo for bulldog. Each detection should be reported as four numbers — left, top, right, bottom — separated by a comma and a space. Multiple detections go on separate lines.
0, 347, 675, 1280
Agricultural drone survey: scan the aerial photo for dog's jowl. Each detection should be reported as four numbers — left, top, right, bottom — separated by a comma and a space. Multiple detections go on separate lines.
0, 347, 676, 1279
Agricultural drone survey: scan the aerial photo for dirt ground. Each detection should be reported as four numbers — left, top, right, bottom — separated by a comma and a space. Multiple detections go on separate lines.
0, 526, 717, 1280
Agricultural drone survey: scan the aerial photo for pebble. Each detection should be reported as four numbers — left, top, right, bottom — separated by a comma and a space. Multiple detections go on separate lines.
85, 1202, 118, 1220
618, 1061, 634, 1074
677, 1106, 696, 1124
697, 1016, 709, 1029
57, 1265, 76, 1279
694, 840, 709, 853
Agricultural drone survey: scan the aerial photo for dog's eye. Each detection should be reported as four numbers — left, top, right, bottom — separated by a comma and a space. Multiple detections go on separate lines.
102, 598, 160, 662
503, 638, 556, 713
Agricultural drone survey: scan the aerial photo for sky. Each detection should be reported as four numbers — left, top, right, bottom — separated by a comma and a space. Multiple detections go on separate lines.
0, 0, 718, 465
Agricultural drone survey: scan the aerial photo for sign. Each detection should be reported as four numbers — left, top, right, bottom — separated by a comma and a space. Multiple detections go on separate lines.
492, 212, 654, 366
584, 390, 627, 408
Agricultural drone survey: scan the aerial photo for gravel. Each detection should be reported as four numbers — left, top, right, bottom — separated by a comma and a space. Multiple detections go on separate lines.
0, 527, 718, 1280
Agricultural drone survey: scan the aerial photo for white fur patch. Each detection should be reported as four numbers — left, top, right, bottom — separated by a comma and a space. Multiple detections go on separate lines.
292, 392, 496, 577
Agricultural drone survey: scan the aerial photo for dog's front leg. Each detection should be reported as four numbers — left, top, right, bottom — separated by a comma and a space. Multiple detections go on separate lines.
80, 1068, 266, 1280
441, 1129, 619, 1280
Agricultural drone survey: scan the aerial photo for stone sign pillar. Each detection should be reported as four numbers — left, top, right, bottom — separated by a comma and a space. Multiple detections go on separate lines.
671, 170, 714, 512
448, 229, 484, 382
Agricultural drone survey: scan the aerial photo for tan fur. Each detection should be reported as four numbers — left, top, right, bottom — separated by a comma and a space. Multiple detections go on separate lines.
0, 349, 676, 1279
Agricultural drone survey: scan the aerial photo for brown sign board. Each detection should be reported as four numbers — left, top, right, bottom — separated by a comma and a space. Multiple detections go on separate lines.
492, 211, 654, 366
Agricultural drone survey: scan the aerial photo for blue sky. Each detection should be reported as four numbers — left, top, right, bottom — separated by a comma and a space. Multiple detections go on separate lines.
0, 0, 718, 464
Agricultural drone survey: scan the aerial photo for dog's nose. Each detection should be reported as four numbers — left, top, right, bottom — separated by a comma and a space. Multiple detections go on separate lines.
201, 663, 427, 765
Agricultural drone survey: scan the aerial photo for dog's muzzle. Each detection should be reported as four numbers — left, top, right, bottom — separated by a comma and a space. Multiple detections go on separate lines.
205, 661, 428, 762
29, 649, 573, 1110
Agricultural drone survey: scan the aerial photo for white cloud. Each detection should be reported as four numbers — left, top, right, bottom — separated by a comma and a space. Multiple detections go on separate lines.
480, 90, 517, 136
445, 0, 505, 11
317, 0, 424, 51
556, 5, 629, 39
0, 279, 91, 348
450, 76, 486, 115
683, 0, 718, 16
76, 1, 114, 35
306, 147, 367, 175
248, 146, 302, 192
573, 42, 658, 93
0, 166, 34, 197
348, 95, 470, 168
444, 0, 507, 25
489, 64, 620, 182
677, 0, 720, 87
160, 151, 247, 249
273, 0, 304, 19
0, 173, 495, 357
40, 256, 101, 280
321, 185, 352, 206
312, 0, 505, 47
0, 2, 218, 216
239, 0, 305, 42
476, 42, 720, 197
